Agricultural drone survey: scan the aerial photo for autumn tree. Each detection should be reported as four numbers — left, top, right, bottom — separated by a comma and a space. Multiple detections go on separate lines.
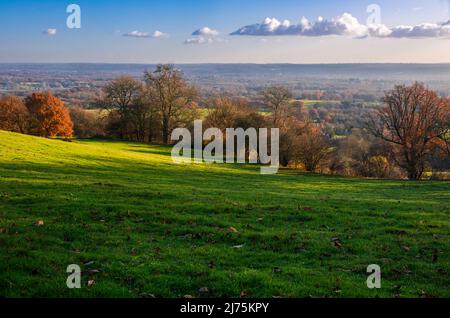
261, 85, 293, 127
70, 107, 106, 138
437, 101, 450, 159
0, 95, 30, 133
329, 129, 397, 178
205, 97, 251, 131
25, 92, 73, 138
294, 124, 331, 172
368, 83, 449, 180
144, 65, 198, 144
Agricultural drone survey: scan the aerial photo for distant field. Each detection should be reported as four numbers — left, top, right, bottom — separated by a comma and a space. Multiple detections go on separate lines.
300, 100, 337, 107
0, 131, 449, 298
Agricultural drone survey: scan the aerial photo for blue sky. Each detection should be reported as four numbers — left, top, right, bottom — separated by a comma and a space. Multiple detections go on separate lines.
0, 0, 449, 63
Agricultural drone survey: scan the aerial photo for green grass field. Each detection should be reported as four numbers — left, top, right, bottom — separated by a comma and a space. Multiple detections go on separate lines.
0, 130, 449, 298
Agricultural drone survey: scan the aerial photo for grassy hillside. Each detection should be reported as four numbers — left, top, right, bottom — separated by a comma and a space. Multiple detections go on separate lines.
0, 130, 449, 298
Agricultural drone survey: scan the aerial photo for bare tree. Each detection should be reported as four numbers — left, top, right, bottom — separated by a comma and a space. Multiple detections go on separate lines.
70, 107, 106, 138
144, 65, 198, 144
205, 96, 250, 131
294, 124, 331, 172
102, 76, 143, 114
101, 76, 162, 142
261, 86, 293, 126
368, 83, 449, 180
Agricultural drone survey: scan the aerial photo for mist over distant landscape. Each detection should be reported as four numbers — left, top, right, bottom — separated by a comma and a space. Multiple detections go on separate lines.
2, 63, 450, 103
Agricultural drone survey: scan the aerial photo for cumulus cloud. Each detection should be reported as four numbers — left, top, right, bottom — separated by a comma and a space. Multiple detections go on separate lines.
44, 28, 57, 36
192, 26, 219, 37
123, 30, 169, 38
151, 30, 169, 38
185, 26, 221, 44
230, 13, 450, 39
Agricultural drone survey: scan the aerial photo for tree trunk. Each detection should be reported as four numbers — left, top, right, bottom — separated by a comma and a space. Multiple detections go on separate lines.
162, 116, 170, 144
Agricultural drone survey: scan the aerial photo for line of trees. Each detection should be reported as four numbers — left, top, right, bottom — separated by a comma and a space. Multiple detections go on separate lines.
97, 64, 198, 144
0, 92, 73, 138
1, 64, 449, 180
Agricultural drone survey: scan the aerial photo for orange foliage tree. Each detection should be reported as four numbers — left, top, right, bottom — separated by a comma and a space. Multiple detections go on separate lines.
0, 95, 30, 133
25, 92, 73, 138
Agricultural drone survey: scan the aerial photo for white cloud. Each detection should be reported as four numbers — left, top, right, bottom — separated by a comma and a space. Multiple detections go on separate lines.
231, 13, 450, 39
44, 28, 57, 36
185, 26, 221, 44
151, 30, 169, 38
123, 30, 169, 38
192, 27, 219, 37
387, 23, 450, 38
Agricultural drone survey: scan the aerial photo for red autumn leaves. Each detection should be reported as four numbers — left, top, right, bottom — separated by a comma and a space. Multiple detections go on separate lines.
0, 91, 73, 138
25, 92, 73, 138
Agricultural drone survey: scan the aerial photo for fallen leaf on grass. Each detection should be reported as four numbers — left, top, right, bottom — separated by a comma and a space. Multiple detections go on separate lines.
35, 220, 44, 227
331, 237, 343, 248
199, 287, 209, 294
228, 227, 238, 233
87, 280, 96, 287
333, 241, 342, 248
240, 290, 253, 297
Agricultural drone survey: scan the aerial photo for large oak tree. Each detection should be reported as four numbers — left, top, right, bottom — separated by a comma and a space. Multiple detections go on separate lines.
368, 83, 449, 180
144, 65, 198, 144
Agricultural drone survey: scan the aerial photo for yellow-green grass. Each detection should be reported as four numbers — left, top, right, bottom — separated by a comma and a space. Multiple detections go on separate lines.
0, 130, 449, 298
300, 100, 340, 107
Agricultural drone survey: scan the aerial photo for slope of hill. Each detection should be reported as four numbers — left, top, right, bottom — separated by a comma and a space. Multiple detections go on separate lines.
0, 130, 449, 297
